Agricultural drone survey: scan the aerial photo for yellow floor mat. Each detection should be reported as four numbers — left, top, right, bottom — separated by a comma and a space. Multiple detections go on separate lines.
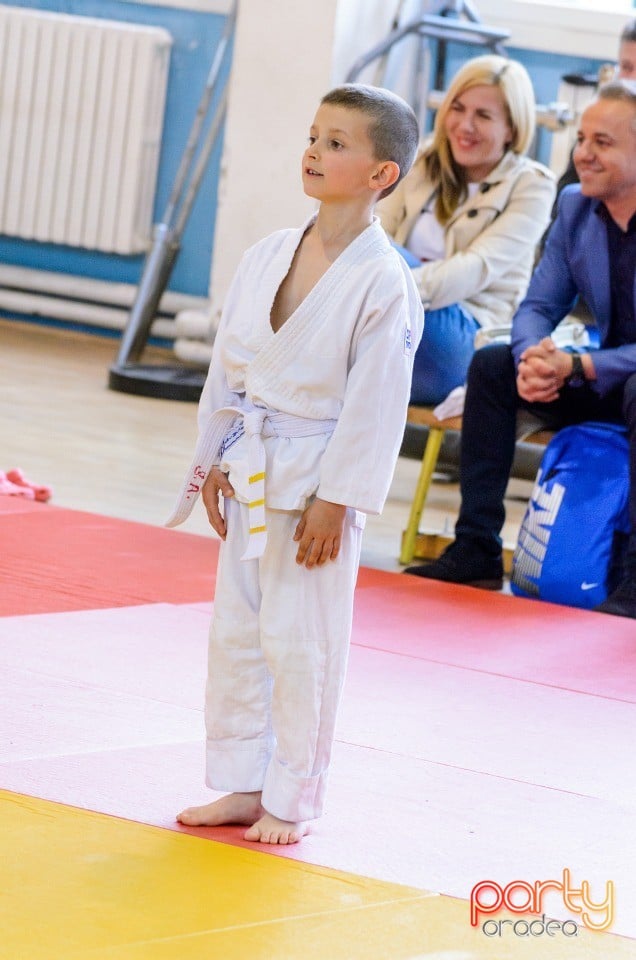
1, 790, 631, 960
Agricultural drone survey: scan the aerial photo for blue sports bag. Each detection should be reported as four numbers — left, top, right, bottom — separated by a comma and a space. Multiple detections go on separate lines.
510, 422, 629, 609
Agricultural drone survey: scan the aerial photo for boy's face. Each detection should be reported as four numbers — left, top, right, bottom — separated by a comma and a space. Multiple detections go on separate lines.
302, 104, 382, 203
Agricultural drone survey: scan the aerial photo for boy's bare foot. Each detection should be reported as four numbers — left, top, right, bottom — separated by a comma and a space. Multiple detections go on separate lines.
176, 791, 263, 827
244, 812, 308, 844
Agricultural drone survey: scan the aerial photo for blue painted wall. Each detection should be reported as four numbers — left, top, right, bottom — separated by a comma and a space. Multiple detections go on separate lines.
0, 1, 231, 296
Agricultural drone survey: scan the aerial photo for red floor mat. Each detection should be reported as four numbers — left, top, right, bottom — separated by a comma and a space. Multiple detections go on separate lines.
354, 567, 636, 698
0, 504, 217, 615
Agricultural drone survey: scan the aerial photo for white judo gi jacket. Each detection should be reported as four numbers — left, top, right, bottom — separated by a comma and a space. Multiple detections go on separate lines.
168, 214, 424, 531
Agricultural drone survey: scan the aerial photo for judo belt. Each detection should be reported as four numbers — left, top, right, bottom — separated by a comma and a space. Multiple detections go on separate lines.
166, 402, 337, 560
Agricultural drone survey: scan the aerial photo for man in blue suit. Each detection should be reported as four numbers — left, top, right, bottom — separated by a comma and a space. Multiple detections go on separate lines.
406, 79, 636, 619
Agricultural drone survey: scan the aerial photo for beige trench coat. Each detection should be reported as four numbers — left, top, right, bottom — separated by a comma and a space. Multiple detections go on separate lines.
377, 147, 556, 333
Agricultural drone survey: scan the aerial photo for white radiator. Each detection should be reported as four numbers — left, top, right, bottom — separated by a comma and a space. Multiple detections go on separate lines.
0, 6, 171, 254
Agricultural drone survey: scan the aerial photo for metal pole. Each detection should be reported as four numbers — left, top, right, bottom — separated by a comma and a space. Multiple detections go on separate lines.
112, 2, 237, 371
163, 2, 237, 228
174, 89, 228, 238
113, 224, 179, 365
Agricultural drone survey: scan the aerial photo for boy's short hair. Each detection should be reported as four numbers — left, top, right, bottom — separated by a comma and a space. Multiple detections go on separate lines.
320, 84, 419, 198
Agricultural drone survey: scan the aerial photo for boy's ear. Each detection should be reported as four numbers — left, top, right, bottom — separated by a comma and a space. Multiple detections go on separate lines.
371, 160, 400, 193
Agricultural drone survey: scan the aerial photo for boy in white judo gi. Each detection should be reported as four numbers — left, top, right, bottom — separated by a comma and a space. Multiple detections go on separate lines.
168, 84, 423, 843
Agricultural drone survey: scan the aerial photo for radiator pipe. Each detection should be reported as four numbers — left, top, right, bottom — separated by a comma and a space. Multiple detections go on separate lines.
0, 288, 176, 338
0, 264, 206, 314
173, 337, 213, 366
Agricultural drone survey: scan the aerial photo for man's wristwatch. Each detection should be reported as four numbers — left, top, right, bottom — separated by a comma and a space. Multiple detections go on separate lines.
565, 352, 586, 387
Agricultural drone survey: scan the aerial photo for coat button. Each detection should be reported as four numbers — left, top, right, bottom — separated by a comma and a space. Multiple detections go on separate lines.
467, 209, 478, 217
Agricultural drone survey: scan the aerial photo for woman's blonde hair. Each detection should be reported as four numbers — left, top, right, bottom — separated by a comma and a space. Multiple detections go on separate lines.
424, 54, 536, 223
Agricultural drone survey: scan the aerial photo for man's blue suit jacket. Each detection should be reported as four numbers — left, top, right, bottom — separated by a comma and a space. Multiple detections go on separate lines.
511, 184, 636, 397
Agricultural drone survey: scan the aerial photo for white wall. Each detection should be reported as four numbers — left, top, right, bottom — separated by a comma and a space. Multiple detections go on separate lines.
208, 0, 339, 324
479, 0, 632, 58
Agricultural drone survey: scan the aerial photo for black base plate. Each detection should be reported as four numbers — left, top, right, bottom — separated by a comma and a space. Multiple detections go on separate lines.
108, 364, 205, 402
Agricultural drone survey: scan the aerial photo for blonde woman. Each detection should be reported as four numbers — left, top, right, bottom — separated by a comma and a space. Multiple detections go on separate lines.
379, 54, 556, 407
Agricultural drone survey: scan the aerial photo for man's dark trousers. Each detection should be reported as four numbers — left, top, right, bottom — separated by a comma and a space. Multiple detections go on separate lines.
456, 344, 636, 573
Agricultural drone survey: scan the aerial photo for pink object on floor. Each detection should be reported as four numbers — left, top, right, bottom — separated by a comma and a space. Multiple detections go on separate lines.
5, 468, 52, 502
0, 471, 35, 499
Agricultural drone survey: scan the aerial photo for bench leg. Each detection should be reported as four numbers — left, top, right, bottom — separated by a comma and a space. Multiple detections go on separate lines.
399, 427, 446, 565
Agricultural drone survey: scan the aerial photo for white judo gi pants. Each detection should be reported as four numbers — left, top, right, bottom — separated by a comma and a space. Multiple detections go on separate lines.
205, 496, 364, 822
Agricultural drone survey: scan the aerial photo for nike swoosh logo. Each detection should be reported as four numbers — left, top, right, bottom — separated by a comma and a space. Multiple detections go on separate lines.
581, 582, 599, 590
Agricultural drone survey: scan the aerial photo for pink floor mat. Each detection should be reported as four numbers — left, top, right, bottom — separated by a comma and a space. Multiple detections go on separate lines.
2, 506, 635, 937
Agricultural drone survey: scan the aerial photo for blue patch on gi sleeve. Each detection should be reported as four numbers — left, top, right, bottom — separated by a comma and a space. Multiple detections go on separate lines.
404, 324, 412, 356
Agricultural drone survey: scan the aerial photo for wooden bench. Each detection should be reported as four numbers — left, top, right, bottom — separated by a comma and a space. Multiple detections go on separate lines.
400, 406, 555, 574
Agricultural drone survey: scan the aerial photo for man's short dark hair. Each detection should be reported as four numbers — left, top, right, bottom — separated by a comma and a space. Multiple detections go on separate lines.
621, 18, 636, 44
597, 76, 636, 125
320, 84, 419, 198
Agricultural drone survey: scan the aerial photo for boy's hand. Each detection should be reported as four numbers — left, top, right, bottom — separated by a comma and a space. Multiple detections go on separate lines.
202, 466, 234, 539
293, 498, 346, 568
